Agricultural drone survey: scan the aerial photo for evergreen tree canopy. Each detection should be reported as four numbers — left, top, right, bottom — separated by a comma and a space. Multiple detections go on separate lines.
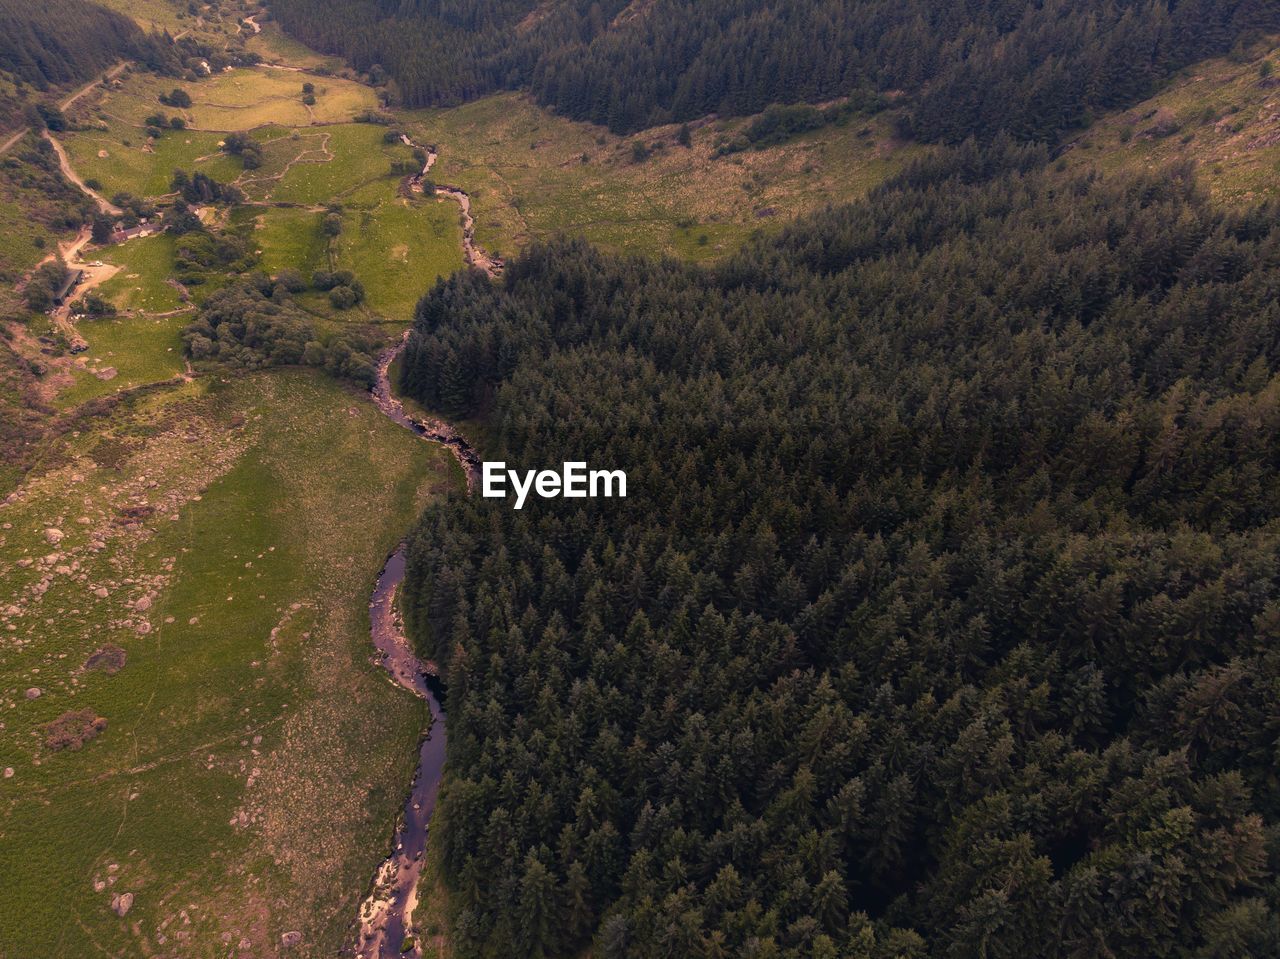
268, 0, 1280, 140
400, 141, 1280, 957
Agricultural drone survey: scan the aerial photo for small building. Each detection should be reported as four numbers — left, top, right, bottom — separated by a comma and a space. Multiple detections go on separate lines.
51, 269, 84, 306
109, 224, 153, 244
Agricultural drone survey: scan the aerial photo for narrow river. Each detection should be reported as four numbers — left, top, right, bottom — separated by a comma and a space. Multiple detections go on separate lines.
354, 336, 480, 957
401, 138, 504, 277
355, 545, 447, 958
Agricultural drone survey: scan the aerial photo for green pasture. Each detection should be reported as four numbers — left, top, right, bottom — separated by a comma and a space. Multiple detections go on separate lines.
61, 128, 240, 199
57, 313, 188, 408
97, 233, 185, 314
0, 370, 458, 954
260, 124, 415, 206
188, 67, 378, 131
336, 195, 463, 320
405, 92, 922, 262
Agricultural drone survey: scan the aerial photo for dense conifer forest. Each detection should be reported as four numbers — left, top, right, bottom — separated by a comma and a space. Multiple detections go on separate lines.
0, 0, 181, 131
399, 141, 1280, 957
0, 0, 140, 92
268, 0, 1280, 139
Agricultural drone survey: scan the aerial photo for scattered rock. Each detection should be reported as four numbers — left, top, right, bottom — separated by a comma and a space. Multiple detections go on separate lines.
94, 587, 109, 598
94, 367, 118, 381
44, 528, 63, 545
25, 687, 41, 700
111, 892, 133, 917
281, 931, 303, 948
3, 767, 13, 779
134, 595, 152, 612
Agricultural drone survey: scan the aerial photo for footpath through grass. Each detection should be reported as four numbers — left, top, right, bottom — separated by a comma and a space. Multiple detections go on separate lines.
0, 370, 461, 955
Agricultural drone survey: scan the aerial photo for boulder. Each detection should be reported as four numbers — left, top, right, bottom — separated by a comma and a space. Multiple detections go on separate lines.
111, 892, 133, 916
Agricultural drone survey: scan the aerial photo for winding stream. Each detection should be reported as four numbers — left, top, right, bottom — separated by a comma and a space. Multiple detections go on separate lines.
354, 332, 481, 957
402, 139, 504, 277
354, 544, 447, 959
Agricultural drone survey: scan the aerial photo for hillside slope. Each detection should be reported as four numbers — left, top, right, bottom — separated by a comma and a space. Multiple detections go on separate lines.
270, 0, 1280, 141
0, 0, 158, 131
1064, 36, 1280, 204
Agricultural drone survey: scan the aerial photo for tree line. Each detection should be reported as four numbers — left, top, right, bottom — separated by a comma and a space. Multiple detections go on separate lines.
397, 139, 1280, 958
267, 0, 1280, 141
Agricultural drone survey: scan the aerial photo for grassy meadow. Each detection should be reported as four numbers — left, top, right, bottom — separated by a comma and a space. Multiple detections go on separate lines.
336, 195, 464, 320
56, 313, 189, 408
246, 20, 347, 72
97, 233, 186, 314
0, 370, 461, 955
188, 67, 379, 130
257, 124, 415, 206
1063, 38, 1280, 202
404, 92, 922, 262
62, 126, 240, 200
235, 205, 330, 277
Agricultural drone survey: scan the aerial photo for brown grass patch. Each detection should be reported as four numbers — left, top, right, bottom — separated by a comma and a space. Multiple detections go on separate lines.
83, 644, 127, 674
43, 709, 108, 751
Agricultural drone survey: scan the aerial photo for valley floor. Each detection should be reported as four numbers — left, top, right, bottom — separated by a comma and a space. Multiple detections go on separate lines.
3, 1, 1280, 955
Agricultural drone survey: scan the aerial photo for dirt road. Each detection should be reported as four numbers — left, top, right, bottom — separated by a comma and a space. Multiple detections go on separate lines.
0, 62, 129, 159
44, 132, 122, 216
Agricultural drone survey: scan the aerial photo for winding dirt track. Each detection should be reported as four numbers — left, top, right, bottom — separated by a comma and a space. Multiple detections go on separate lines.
0, 62, 129, 159
44, 132, 122, 216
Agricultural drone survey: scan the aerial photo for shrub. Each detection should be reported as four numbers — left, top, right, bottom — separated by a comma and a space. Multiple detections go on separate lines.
329, 285, 359, 309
